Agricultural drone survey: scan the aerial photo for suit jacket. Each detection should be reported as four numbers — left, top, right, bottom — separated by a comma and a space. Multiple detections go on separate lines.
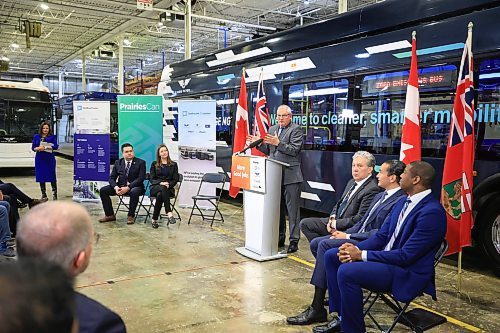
331, 175, 382, 230
109, 157, 146, 189
257, 122, 303, 185
75, 292, 126, 333
149, 161, 179, 196
357, 193, 447, 302
346, 188, 405, 241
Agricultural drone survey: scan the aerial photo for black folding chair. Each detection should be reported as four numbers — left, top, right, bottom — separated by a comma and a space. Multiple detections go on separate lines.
188, 172, 227, 227
363, 239, 449, 333
114, 175, 150, 223
144, 174, 184, 225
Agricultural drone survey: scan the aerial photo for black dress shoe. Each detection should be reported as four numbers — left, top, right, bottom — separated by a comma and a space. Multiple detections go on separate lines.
287, 242, 298, 253
312, 318, 342, 333
286, 306, 327, 325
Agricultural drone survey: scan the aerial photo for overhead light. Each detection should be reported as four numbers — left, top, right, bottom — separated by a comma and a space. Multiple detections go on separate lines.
355, 53, 370, 58
11, 43, 20, 48
40, 3, 49, 10
123, 39, 131, 46
1, 56, 9, 61
365, 40, 412, 54
304, 0, 310, 4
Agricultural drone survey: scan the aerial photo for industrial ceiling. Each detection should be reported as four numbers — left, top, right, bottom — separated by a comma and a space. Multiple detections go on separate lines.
0, 0, 378, 80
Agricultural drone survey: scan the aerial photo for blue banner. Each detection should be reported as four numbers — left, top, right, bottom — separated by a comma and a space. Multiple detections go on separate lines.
74, 134, 110, 181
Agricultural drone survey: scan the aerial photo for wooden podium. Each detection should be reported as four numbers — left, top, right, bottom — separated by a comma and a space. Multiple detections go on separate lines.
232, 155, 289, 261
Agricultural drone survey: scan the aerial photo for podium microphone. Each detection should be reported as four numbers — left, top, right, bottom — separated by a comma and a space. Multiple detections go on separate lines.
239, 138, 264, 154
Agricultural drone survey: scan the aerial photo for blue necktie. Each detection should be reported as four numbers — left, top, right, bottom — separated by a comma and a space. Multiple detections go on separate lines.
385, 198, 411, 250
337, 182, 357, 218
125, 161, 131, 178
278, 127, 283, 137
359, 191, 387, 233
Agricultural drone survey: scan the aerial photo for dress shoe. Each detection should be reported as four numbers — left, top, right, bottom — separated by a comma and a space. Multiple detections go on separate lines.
287, 242, 298, 253
98, 215, 116, 223
286, 306, 327, 325
28, 197, 48, 208
127, 216, 135, 224
312, 318, 342, 333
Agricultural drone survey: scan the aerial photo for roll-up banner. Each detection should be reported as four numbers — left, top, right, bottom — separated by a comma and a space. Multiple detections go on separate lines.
117, 95, 163, 197
73, 101, 110, 202
177, 100, 217, 208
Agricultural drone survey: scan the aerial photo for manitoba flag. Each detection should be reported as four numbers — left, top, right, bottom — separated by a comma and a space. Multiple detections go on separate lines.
251, 71, 271, 156
441, 28, 475, 255
229, 71, 249, 198
399, 33, 421, 164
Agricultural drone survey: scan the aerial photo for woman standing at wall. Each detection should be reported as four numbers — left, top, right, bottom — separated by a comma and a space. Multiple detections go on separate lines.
32, 122, 59, 200
150, 144, 179, 228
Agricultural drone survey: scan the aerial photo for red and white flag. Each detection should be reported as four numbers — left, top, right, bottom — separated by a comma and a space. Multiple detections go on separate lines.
229, 71, 249, 198
251, 71, 271, 156
399, 33, 421, 164
441, 27, 475, 255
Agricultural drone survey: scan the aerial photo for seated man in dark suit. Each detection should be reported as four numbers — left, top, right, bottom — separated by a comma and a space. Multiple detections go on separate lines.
17, 201, 127, 333
315, 161, 446, 333
300, 151, 382, 243
287, 160, 405, 325
98, 143, 146, 224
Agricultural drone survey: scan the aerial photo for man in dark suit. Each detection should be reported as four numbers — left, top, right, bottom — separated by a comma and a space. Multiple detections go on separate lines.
314, 161, 446, 333
99, 143, 146, 224
17, 201, 127, 333
300, 151, 382, 243
248, 105, 304, 253
287, 160, 405, 326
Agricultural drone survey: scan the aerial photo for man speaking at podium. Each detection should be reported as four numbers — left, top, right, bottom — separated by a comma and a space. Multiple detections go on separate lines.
248, 105, 304, 253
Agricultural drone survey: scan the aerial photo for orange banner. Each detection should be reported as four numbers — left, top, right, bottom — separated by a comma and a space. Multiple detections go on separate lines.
230, 155, 251, 190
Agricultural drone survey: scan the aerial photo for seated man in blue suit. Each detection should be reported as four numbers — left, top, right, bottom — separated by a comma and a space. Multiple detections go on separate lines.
315, 161, 447, 333
17, 201, 127, 333
287, 160, 406, 325
99, 143, 146, 225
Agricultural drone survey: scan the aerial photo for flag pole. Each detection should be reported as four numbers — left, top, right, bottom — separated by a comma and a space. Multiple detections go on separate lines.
456, 22, 473, 295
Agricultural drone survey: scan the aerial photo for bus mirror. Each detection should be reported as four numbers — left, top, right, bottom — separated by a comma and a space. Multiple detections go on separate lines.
55, 107, 62, 120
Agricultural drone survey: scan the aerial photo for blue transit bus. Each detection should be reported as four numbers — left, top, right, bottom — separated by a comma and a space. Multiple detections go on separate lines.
157, 0, 500, 269
57, 92, 120, 161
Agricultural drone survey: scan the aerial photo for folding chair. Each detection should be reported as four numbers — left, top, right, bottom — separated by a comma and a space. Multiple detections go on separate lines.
188, 172, 227, 227
144, 174, 184, 225
363, 239, 449, 333
114, 175, 150, 223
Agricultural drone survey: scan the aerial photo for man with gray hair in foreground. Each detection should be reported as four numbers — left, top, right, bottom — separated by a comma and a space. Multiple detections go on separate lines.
16, 201, 127, 333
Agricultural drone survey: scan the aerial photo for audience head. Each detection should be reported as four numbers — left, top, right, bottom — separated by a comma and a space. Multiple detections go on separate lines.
0, 259, 76, 333
39, 121, 52, 136
277, 105, 293, 128
121, 143, 135, 160
351, 151, 375, 181
400, 161, 436, 195
17, 201, 94, 277
155, 144, 173, 166
377, 160, 406, 189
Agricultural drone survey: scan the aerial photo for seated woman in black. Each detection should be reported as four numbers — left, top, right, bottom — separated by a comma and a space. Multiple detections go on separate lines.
150, 144, 179, 228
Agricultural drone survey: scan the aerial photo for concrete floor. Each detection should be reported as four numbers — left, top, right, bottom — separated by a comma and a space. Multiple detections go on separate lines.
1, 157, 499, 333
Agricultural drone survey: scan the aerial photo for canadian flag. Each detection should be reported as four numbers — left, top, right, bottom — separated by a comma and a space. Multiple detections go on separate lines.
399, 33, 421, 164
229, 71, 249, 198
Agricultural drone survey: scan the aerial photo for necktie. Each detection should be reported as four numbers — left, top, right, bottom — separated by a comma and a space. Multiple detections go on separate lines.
125, 161, 131, 178
359, 191, 387, 233
278, 127, 283, 136
384, 198, 412, 250
337, 182, 357, 218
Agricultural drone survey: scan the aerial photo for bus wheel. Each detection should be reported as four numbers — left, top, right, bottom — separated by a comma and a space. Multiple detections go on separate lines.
479, 202, 500, 276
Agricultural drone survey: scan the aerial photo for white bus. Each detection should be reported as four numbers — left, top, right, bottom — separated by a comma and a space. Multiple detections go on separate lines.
0, 79, 52, 167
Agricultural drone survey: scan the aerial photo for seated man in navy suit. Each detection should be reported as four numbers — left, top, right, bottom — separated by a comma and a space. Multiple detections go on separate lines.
287, 160, 406, 325
17, 201, 127, 333
99, 143, 146, 224
315, 161, 447, 333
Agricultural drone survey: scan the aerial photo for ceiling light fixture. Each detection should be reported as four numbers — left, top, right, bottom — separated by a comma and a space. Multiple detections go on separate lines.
11, 43, 20, 49
40, 3, 49, 10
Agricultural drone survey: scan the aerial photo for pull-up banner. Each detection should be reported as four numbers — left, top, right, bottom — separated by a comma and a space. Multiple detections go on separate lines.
73, 101, 110, 202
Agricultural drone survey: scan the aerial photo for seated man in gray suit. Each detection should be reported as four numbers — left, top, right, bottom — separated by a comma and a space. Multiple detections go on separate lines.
287, 160, 405, 325
248, 105, 304, 253
300, 151, 382, 243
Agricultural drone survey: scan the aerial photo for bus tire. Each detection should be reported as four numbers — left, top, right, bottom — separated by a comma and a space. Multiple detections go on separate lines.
478, 201, 500, 276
